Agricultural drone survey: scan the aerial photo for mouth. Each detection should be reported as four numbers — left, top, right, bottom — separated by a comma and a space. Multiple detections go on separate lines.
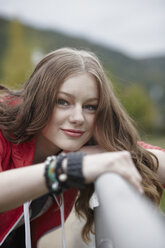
61, 128, 85, 138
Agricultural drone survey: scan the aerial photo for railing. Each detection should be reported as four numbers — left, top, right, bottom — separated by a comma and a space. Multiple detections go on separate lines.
94, 173, 165, 248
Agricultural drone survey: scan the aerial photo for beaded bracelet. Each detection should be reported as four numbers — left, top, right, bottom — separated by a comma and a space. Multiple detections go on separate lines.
56, 154, 67, 182
44, 155, 62, 193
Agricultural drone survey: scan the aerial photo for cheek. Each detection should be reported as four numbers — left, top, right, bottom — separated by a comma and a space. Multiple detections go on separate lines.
87, 115, 96, 131
41, 123, 52, 137
53, 109, 68, 125
41, 117, 58, 136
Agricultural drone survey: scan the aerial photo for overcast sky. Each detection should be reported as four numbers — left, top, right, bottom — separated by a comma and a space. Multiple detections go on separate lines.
0, 0, 165, 58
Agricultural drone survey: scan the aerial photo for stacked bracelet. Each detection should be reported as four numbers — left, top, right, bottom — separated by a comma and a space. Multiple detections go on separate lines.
44, 152, 86, 194
56, 154, 69, 189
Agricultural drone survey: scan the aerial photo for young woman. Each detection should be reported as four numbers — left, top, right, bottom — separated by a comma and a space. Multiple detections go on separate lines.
0, 47, 164, 248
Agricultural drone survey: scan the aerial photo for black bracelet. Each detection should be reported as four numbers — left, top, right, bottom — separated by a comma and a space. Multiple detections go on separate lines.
52, 152, 86, 190
66, 152, 85, 189
56, 154, 67, 179
55, 154, 70, 190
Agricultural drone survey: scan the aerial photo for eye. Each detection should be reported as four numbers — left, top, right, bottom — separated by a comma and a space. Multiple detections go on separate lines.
56, 99, 69, 106
83, 104, 98, 111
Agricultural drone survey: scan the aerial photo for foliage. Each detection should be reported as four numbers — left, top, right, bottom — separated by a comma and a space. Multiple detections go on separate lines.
142, 135, 165, 149
1, 20, 33, 89
117, 84, 158, 133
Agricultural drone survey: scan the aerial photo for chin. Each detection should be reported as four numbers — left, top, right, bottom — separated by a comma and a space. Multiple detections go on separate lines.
59, 140, 87, 153
63, 148, 80, 153
62, 145, 83, 153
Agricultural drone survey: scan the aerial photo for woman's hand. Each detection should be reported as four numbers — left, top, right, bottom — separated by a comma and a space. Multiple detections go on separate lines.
83, 151, 143, 194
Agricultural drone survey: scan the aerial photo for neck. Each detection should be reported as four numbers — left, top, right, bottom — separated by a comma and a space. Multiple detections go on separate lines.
34, 134, 61, 163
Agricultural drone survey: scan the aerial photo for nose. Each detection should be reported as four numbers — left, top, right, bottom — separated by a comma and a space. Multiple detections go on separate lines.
69, 105, 84, 124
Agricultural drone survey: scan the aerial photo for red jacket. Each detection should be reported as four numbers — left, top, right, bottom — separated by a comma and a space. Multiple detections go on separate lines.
0, 131, 78, 247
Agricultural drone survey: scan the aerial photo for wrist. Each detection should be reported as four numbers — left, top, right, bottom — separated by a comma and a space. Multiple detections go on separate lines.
83, 153, 110, 183
44, 152, 86, 193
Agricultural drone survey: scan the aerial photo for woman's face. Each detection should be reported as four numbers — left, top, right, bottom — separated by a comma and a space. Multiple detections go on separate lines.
41, 73, 99, 152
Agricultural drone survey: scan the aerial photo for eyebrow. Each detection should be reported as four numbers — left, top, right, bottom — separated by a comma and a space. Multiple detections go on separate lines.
58, 91, 99, 101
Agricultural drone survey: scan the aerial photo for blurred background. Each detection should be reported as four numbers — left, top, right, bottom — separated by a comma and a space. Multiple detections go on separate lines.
0, 0, 165, 145
0, 0, 165, 247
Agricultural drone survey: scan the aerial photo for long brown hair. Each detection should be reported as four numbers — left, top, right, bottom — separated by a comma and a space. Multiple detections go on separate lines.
0, 47, 162, 241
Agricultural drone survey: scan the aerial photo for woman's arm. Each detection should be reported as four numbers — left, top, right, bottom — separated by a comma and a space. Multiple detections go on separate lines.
148, 149, 165, 184
0, 163, 48, 212
0, 151, 143, 212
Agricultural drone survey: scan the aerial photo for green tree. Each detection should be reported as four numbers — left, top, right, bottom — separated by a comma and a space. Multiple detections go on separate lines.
1, 20, 32, 89
117, 84, 158, 133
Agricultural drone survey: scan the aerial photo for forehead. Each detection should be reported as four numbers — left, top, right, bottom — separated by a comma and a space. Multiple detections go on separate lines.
58, 73, 99, 98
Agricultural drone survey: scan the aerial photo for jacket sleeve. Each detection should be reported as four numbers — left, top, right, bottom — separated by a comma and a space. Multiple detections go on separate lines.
138, 141, 165, 152
0, 131, 11, 172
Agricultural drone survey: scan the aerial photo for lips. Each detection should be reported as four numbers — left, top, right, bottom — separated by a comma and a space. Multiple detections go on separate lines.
61, 128, 84, 137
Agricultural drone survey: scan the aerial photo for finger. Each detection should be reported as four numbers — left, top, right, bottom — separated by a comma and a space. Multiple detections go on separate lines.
124, 173, 144, 194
